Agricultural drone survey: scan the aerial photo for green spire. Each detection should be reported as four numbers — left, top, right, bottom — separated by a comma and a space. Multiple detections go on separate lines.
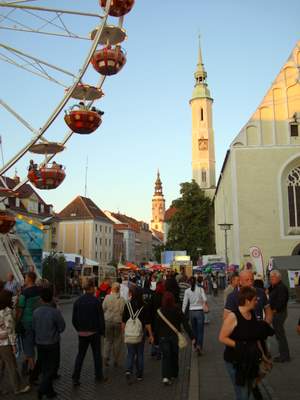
191, 36, 211, 101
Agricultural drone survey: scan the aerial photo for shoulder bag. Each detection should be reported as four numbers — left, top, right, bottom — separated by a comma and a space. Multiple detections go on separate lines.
157, 309, 187, 349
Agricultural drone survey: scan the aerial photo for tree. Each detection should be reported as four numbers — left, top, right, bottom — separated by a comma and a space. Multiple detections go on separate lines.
153, 244, 165, 263
42, 254, 67, 295
166, 180, 215, 264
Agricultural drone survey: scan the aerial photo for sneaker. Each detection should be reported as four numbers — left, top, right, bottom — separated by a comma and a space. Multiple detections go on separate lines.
125, 371, 133, 385
15, 385, 30, 395
137, 376, 143, 382
162, 377, 171, 385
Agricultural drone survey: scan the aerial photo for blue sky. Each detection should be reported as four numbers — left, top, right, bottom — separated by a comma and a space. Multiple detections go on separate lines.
0, 0, 299, 222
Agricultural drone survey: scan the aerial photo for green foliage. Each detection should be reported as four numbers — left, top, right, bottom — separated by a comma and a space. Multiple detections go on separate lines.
166, 180, 215, 263
153, 244, 165, 263
42, 254, 67, 294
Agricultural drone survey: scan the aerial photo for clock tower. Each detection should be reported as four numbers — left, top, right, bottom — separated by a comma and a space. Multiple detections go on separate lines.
151, 170, 165, 233
190, 39, 216, 198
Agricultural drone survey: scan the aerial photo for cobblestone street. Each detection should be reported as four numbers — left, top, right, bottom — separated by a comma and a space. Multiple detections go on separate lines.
1, 302, 191, 400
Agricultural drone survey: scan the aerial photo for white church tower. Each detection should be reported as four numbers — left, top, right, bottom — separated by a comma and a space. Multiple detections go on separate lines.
190, 38, 216, 198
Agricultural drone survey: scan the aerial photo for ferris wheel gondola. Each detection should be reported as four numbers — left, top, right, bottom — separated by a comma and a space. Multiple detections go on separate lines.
100, 0, 135, 17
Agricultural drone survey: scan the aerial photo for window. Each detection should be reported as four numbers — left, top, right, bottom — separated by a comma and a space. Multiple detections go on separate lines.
95, 237, 98, 246
290, 124, 299, 137
100, 225, 102, 232
200, 108, 204, 121
109, 227, 111, 233
95, 224, 98, 231
95, 251, 98, 259
105, 238, 107, 246
100, 238, 102, 245
105, 226, 107, 233
287, 166, 300, 227
109, 239, 111, 246
201, 169, 207, 183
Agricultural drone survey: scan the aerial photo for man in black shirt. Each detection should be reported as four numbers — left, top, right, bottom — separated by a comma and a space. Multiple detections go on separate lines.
269, 270, 290, 362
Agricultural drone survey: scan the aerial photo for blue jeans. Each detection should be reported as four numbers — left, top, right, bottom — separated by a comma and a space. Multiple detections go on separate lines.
159, 336, 179, 379
190, 310, 204, 348
225, 362, 255, 400
126, 341, 144, 377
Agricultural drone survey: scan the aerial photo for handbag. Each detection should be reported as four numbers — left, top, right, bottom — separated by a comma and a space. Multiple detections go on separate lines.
157, 309, 187, 349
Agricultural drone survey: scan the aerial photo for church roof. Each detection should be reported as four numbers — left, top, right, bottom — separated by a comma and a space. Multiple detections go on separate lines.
164, 207, 177, 221
230, 40, 300, 147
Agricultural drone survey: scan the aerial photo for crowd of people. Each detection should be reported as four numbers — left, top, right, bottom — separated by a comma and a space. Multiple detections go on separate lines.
0, 267, 299, 400
0, 269, 208, 397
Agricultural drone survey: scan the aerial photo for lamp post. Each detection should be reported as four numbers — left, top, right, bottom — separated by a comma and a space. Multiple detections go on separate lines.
218, 223, 233, 267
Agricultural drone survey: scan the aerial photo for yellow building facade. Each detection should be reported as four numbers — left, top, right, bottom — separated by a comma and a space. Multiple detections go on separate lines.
214, 41, 300, 267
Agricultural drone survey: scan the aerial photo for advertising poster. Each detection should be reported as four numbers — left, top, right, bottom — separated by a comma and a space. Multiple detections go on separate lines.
287, 270, 300, 288
15, 216, 44, 273
249, 246, 265, 277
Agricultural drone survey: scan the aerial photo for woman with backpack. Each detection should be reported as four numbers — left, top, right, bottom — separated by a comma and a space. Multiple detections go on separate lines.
122, 287, 154, 384
157, 292, 194, 385
182, 276, 208, 355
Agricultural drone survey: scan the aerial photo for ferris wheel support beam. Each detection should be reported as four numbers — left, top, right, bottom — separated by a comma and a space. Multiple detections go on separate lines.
0, 3, 103, 18
0, 43, 76, 78
0, 98, 47, 142
0, 26, 89, 41
0, 0, 112, 177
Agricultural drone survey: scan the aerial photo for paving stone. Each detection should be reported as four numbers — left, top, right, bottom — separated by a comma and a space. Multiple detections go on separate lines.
1, 303, 191, 400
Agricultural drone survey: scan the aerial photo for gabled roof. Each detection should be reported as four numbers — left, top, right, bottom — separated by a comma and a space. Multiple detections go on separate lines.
164, 207, 177, 222
58, 196, 111, 223
1, 176, 51, 205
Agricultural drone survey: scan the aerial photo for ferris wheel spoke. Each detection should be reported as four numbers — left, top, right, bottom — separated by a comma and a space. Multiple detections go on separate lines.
0, 42, 76, 78
0, 3, 103, 18
0, 52, 68, 87
0, 0, 113, 176
0, 25, 89, 40
0, 98, 49, 142
21, 8, 79, 38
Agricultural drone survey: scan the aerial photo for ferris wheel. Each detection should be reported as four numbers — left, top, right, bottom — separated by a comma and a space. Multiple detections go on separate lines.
0, 0, 135, 233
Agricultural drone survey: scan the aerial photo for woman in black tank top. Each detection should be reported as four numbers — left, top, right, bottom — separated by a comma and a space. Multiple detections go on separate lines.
219, 287, 262, 400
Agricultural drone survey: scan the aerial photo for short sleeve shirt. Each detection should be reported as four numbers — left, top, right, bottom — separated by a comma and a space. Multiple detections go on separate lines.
18, 286, 41, 323
224, 287, 269, 320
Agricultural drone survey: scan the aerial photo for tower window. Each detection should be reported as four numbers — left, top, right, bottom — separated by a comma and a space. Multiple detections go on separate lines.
201, 169, 207, 183
200, 108, 204, 121
290, 124, 299, 137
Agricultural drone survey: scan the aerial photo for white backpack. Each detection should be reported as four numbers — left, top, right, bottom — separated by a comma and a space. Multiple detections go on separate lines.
124, 302, 144, 344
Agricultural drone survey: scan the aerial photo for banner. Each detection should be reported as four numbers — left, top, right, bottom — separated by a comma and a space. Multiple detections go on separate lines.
287, 270, 300, 288
249, 246, 264, 277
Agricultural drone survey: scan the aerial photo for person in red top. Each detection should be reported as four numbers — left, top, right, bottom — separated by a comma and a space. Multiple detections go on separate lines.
96, 278, 111, 302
